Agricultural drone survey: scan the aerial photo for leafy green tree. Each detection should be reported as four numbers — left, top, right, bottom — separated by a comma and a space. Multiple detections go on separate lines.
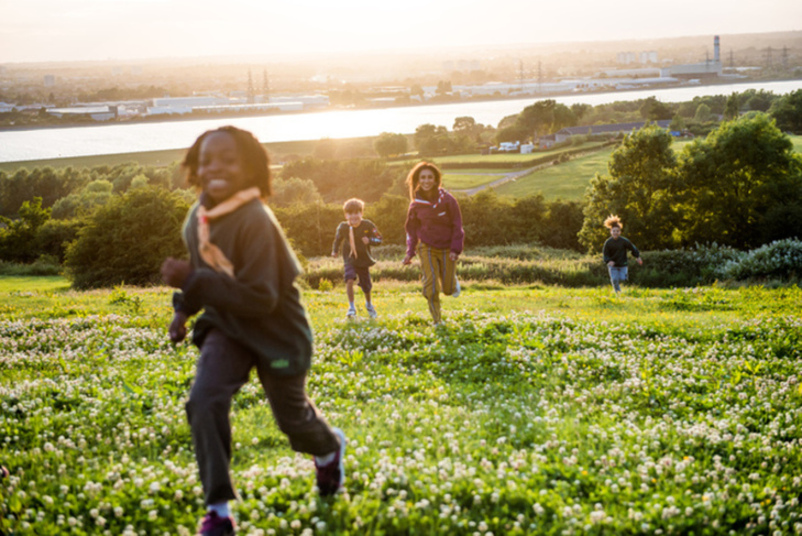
0, 166, 88, 216
570, 103, 592, 121
744, 89, 775, 112
541, 200, 584, 251
414, 124, 455, 156
515, 99, 576, 139
769, 89, 802, 133
279, 158, 395, 202
270, 177, 323, 207
0, 197, 52, 262
669, 114, 686, 132
676, 114, 802, 248
724, 93, 740, 120
579, 124, 680, 252
453, 116, 476, 134
677, 101, 697, 118
366, 194, 409, 246
495, 125, 529, 144
460, 190, 516, 247
51, 179, 114, 219
36, 218, 83, 262
639, 96, 673, 121
64, 187, 190, 289
509, 195, 548, 244
374, 132, 408, 158
273, 202, 343, 257
693, 103, 712, 123
129, 174, 150, 189
414, 123, 438, 149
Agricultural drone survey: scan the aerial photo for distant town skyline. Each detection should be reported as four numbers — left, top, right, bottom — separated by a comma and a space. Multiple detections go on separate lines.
2, 0, 801, 64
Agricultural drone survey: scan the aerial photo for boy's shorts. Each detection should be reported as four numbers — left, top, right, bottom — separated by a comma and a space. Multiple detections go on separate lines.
344, 264, 372, 293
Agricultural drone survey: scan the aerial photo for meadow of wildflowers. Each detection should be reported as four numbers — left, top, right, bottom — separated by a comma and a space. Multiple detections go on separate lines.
1, 279, 801, 535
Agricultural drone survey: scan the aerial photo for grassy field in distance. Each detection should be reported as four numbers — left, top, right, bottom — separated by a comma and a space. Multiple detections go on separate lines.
442, 172, 507, 190
494, 146, 616, 200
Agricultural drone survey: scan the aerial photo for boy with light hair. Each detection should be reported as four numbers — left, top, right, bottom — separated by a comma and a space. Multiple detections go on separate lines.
602, 215, 643, 293
331, 198, 383, 319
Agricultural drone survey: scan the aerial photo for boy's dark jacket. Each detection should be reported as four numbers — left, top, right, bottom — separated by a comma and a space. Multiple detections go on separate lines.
173, 196, 312, 375
332, 219, 382, 267
603, 236, 640, 267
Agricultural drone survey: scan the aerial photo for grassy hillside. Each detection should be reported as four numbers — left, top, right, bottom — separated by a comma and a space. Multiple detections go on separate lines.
494, 146, 617, 200
1, 278, 800, 535
491, 137, 757, 201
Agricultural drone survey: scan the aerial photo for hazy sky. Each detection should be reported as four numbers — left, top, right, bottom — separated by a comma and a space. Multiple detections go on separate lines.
2, 0, 801, 63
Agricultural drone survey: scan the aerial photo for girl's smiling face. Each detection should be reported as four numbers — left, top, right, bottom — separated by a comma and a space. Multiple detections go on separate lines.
610, 226, 621, 239
418, 168, 437, 192
198, 131, 251, 204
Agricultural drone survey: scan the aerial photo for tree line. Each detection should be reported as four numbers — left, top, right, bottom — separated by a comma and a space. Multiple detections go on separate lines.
1, 91, 801, 288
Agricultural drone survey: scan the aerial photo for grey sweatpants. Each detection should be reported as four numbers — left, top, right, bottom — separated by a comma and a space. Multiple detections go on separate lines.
185, 329, 340, 505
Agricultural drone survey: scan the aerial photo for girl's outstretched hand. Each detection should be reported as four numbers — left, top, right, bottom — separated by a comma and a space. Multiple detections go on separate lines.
402, 254, 413, 265
161, 258, 192, 288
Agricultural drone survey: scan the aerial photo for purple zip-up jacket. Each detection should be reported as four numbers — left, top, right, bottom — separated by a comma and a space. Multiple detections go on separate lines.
405, 188, 465, 257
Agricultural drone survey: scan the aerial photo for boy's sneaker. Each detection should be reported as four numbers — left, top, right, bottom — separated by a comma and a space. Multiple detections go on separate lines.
452, 279, 461, 298
346, 305, 356, 318
197, 511, 235, 536
365, 303, 378, 319
315, 427, 346, 497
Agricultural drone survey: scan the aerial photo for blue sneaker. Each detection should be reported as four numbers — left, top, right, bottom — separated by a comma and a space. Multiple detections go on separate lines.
365, 303, 378, 319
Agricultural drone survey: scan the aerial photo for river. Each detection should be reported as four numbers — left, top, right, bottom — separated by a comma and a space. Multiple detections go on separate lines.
1, 79, 801, 163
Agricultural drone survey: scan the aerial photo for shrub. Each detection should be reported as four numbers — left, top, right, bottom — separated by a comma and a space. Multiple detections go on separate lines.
36, 218, 84, 262
64, 187, 190, 289
0, 255, 61, 276
721, 238, 802, 280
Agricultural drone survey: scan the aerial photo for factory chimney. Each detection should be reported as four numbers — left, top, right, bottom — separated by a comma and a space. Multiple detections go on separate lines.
714, 35, 720, 63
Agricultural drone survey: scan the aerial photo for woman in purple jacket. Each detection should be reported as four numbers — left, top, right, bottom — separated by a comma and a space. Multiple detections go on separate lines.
402, 161, 465, 324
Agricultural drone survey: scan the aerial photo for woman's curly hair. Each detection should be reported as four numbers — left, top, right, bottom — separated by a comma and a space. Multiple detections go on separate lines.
405, 161, 442, 201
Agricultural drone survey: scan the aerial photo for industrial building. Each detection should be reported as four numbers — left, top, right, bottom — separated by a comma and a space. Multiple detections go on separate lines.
660, 36, 723, 80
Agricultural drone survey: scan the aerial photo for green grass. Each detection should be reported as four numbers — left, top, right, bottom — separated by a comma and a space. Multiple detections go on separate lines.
495, 146, 616, 200
1, 278, 801, 535
492, 138, 716, 201
442, 172, 506, 189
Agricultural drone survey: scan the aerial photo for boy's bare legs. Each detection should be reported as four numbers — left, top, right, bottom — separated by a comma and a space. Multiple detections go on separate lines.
346, 279, 355, 303
345, 279, 356, 317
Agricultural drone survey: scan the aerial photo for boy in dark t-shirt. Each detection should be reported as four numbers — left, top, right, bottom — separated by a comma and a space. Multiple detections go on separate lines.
602, 214, 643, 293
331, 198, 382, 319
